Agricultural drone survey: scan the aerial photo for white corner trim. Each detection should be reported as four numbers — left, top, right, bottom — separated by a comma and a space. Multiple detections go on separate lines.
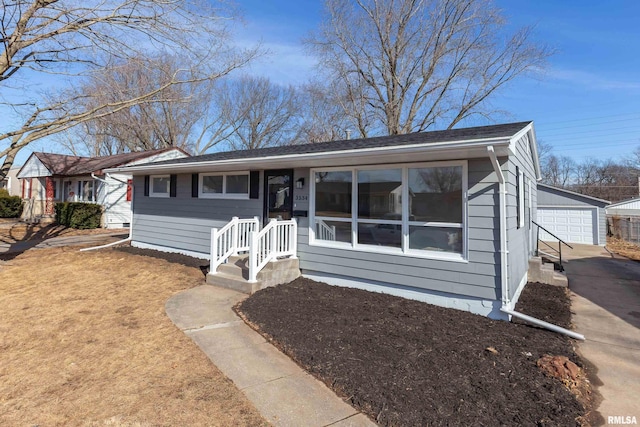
507, 272, 528, 311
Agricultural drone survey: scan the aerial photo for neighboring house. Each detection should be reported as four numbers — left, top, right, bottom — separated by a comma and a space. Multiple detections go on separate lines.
0, 166, 21, 196
17, 148, 188, 227
537, 184, 609, 246
106, 122, 540, 320
605, 197, 640, 217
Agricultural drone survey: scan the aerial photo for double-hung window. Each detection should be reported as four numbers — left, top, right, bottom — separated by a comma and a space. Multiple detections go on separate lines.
199, 172, 249, 199
150, 175, 170, 198
311, 162, 466, 260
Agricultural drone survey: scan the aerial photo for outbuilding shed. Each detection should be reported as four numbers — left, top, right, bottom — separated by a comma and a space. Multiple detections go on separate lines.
536, 183, 609, 246
605, 197, 640, 217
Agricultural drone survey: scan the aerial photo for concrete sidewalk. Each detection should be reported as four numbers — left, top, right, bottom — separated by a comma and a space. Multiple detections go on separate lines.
563, 244, 640, 423
0, 231, 128, 254
165, 285, 375, 427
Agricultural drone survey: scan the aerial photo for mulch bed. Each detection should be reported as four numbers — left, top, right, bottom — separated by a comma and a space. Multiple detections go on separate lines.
238, 278, 591, 426
114, 245, 210, 275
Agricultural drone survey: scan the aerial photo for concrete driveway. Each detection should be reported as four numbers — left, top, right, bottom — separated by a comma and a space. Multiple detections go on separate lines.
562, 244, 640, 423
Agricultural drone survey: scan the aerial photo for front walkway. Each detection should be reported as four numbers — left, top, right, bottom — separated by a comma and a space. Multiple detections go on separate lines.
563, 244, 640, 422
165, 285, 375, 427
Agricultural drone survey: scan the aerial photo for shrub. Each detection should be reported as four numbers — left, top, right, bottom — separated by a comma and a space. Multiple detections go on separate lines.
0, 194, 23, 218
55, 202, 102, 229
0, 188, 10, 198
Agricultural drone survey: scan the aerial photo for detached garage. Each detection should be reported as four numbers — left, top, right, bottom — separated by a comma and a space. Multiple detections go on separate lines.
537, 184, 610, 246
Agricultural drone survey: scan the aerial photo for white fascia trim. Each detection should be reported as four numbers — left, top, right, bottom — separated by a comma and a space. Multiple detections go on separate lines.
104, 137, 511, 174
508, 122, 541, 181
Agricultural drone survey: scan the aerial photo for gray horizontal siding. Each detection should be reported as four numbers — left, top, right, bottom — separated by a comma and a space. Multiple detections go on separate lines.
131, 174, 263, 255
506, 132, 538, 300
298, 158, 501, 301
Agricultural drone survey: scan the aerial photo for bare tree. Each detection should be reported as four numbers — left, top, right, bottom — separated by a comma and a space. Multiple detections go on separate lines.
306, 0, 551, 136
0, 0, 257, 179
296, 82, 354, 143
218, 76, 302, 150
59, 55, 235, 156
541, 154, 575, 187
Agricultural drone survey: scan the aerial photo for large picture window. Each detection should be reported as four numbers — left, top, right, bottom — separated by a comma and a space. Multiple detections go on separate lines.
77, 180, 95, 202
199, 172, 249, 199
311, 162, 467, 260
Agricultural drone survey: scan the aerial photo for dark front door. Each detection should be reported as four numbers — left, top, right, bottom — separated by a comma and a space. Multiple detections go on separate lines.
264, 169, 294, 222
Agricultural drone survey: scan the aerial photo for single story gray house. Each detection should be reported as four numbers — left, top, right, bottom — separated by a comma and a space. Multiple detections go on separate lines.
107, 122, 541, 320
537, 184, 609, 246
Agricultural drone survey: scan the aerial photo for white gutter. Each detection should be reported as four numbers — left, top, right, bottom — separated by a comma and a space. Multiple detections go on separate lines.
105, 138, 512, 174
487, 146, 586, 341
90, 172, 108, 184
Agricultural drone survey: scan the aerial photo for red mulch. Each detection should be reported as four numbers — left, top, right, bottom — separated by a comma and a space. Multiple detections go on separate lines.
238, 278, 590, 426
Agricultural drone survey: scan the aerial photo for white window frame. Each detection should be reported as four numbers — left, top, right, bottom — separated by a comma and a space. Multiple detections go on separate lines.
198, 171, 250, 200
309, 160, 468, 262
77, 179, 96, 202
150, 174, 170, 198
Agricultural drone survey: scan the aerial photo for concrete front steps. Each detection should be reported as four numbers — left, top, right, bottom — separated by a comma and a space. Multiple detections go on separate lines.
206, 254, 301, 294
528, 256, 568, 287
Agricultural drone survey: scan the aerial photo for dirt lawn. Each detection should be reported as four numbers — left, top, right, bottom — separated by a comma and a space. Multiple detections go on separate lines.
0, 246, 266, 426
606, 237, 640, 261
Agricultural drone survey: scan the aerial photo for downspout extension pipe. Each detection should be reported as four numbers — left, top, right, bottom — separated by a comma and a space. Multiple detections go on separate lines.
501, 308, 585, 341
487, 146, 586, 341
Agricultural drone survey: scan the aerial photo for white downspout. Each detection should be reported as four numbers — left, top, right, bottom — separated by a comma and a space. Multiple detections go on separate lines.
487, 146, 509, 307
80, 173, 132, 251
487, 146, 585, 341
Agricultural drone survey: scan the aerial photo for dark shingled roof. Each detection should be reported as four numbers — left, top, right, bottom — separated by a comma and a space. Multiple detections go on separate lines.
33, 148, 187, 176
146, 121, 532, 166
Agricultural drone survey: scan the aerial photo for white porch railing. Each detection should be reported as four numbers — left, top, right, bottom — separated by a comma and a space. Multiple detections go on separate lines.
248, 218, 297, 283
210, 216, 260, 273
316, 219, 336, 241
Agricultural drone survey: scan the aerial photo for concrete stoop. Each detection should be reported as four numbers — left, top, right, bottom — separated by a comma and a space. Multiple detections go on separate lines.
206, 254, 301, 294
528, 256, 568, 287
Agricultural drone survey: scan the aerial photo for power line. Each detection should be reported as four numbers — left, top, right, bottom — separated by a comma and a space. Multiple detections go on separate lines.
536, 111, 640, 126
542, 117, 640, 132
543, 125, 640, 138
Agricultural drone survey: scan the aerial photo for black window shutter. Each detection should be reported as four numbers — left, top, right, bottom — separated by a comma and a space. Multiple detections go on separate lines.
169, 174, 177, 197
249, 171, 260, 199
516, 166, 521, 229
191, 174, 199, 197
144, 175, 149, 197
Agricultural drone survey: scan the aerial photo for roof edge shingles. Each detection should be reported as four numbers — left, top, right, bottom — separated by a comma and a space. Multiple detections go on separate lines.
32, 147, 188, 176
143, 121, 533, 167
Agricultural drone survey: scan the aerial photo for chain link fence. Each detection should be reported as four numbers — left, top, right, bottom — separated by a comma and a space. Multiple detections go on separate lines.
608, 216, 640, 245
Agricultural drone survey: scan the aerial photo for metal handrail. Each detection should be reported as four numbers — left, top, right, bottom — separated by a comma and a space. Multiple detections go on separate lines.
532, 220, 574, 249
532, 220, 573, 272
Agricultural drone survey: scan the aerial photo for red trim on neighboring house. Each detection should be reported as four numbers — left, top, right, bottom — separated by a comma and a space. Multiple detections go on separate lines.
126, 179, 133, 202
28, 178, 33, 199
21, 179, 25, 199
45, 177, 55, 215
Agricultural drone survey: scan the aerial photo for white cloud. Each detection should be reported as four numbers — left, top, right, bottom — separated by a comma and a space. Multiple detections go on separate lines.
545, 67, 640, 91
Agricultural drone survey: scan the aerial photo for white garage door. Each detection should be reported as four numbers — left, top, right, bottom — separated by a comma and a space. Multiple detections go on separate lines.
537, 208, 596, 245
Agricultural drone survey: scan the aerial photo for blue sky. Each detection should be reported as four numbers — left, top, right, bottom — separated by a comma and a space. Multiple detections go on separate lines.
9, 0, 640, 165
234, 0, 640, 162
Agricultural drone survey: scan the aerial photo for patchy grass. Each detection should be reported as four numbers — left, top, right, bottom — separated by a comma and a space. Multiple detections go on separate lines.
0, 246, 266, 426
606, 237, 640, 261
